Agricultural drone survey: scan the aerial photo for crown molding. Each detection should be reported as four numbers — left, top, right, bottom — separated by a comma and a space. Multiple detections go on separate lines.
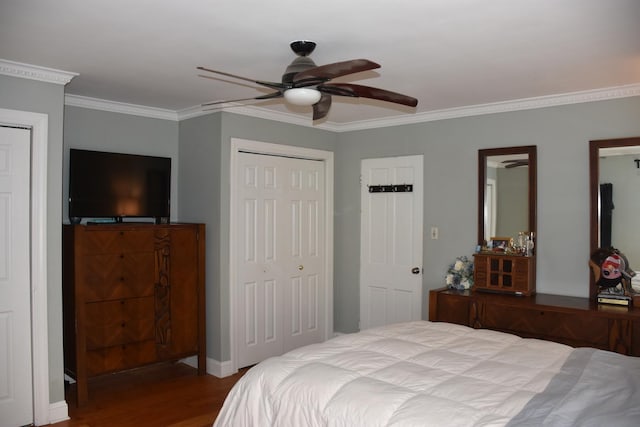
335, 83, 640, 132
65, 83, 640, 130
0, 59, 77, 85
65, 94, 179, 121
176, 103, 341, 131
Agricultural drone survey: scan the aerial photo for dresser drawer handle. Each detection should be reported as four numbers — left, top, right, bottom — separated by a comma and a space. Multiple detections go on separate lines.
121, 322, 126, 328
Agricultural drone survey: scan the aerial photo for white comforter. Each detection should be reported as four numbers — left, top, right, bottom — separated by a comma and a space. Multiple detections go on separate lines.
214, 321, 573, 426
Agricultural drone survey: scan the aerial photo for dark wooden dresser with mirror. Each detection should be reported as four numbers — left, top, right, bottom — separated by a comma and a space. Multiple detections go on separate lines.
431, 140, 640, 357
62, 223, 206, 405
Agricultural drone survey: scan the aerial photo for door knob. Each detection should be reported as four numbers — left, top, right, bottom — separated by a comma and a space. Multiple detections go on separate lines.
298, 265, 304, 271
411, 267, 421, 274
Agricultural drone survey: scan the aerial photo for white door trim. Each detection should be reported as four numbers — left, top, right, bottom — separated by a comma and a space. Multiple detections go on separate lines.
229, 138, 333, 373
0, 108, 51, 425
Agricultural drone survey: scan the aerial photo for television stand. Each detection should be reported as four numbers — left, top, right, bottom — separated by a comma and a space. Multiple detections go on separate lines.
62, 223, 206, 405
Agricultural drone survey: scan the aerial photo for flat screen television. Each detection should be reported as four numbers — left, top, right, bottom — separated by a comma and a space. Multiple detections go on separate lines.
69, 149, 171, 223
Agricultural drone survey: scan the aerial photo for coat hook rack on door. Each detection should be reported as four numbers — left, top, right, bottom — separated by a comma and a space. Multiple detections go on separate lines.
368, 184, 413, 193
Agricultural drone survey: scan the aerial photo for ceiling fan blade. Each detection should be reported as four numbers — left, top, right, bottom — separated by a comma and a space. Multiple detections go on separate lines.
293, 59, 380, 86
197, 66, 285, 90
201, 91, 283, 107
312, 94, 332, 121
317, 83, 418, 107
503, 160, 529, 168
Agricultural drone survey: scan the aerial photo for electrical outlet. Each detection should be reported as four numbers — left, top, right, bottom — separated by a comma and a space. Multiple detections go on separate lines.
430, 227, 439, 239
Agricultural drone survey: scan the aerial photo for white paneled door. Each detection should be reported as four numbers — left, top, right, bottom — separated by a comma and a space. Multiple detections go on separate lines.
236, 151, 326, 368
360, 155, 423, 330
0, 126, 33, 426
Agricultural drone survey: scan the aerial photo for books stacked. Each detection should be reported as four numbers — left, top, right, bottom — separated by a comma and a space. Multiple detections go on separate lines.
597, 293, 632, 306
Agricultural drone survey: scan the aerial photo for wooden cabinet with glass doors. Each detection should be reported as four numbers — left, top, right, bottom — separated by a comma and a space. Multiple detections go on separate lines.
473, 253, 535, 296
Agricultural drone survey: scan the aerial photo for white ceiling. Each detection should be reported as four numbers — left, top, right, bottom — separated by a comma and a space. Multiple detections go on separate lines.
1, 0, 639, 125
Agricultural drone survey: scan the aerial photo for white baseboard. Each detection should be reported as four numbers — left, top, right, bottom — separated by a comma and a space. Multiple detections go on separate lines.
180, 356, 236, 378
47, 400, 69, 425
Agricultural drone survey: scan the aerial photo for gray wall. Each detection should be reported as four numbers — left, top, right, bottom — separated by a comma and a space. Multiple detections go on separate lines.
61, 96, 640, 366
6, 65, 640, 403
332, 96, 640, 333
177, 113, 223, 364
0, 74, 66, 403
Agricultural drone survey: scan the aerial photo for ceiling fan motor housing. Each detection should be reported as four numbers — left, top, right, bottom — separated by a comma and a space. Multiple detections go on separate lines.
282, 56, 317, 84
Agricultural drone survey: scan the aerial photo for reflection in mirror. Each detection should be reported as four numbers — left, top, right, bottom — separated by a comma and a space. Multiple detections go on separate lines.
478, 146, 537, 247
590, 137, 640, 299
484, 154, 529, 241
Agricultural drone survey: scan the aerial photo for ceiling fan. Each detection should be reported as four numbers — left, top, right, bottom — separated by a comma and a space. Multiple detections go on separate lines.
502, 159, 529, 168
197, 41, 418, 121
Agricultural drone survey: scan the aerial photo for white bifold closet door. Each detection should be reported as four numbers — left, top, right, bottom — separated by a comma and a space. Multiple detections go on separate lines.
236, 151, 326, 368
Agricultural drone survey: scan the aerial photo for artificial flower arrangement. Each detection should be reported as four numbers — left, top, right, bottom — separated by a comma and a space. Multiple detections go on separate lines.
445, 255, 474, 290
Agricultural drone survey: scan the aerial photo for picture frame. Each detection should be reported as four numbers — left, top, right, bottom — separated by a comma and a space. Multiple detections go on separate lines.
491, 237, 511, 252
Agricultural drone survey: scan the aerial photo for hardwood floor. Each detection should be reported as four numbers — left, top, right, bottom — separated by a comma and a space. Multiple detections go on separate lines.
51, 362, 247, 427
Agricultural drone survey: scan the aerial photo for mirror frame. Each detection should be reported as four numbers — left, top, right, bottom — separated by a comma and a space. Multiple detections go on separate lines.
589, 136, 640, 299
478, 145, 537, 246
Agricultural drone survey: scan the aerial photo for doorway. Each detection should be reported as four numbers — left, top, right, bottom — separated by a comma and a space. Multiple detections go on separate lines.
0, 108, 50, 425
360, 155, 424, 330
229, 139, 334, 371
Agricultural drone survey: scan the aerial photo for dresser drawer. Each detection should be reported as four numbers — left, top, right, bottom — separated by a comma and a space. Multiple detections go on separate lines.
85, 297, 155, 350
482, 303, 609, 348
431, 292, 471, 326
80, 229, 156, 255
86, 340, 157, 377
82, 252, 155, 301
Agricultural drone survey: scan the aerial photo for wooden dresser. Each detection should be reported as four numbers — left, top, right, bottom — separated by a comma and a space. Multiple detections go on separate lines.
429, 287, 640, 357
63, 223, 206, 405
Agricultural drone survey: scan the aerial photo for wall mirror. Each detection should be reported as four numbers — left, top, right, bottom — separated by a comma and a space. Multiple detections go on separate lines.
478, 146, 537, 247
589, 137, 640, 298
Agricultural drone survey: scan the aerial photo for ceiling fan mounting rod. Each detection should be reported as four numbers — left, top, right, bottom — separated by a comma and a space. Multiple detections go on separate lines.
290, 40, 316, 57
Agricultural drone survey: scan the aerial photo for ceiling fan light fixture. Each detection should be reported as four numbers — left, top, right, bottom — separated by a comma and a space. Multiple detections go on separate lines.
284, 88, 321, 106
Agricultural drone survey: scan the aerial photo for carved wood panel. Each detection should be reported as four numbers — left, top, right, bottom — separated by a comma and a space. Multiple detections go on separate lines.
154, 229, 172, 356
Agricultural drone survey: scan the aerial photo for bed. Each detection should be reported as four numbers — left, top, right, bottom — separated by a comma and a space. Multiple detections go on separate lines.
214, 321, 640, 426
